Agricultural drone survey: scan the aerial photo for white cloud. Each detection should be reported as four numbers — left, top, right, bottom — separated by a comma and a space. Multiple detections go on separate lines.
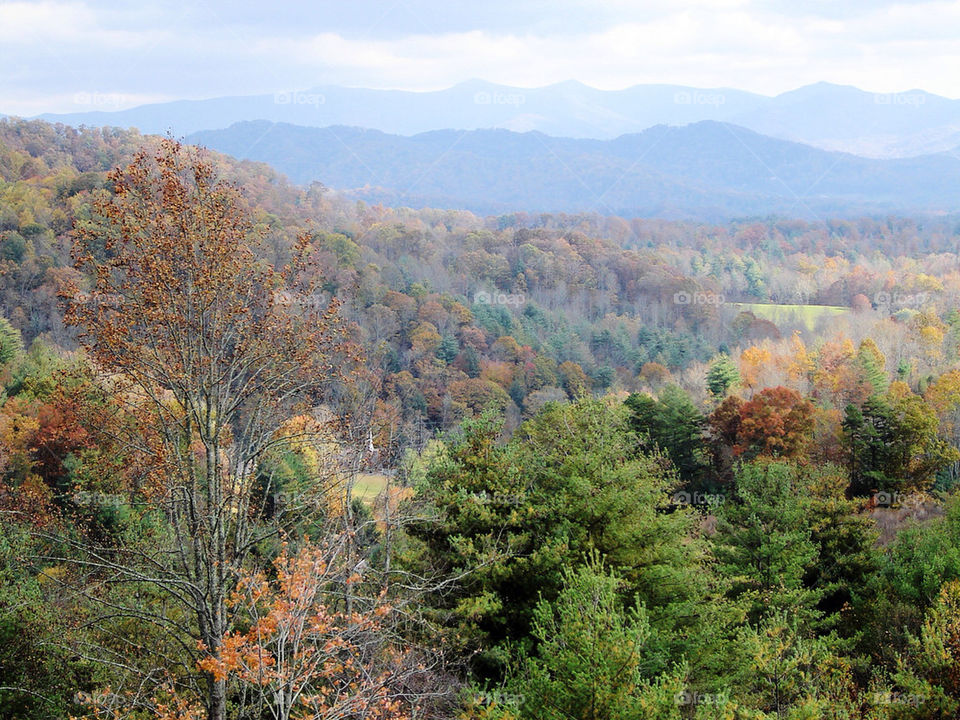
2, 0, 960, 114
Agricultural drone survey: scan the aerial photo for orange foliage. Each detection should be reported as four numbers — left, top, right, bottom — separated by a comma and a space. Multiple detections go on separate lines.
735, 386, 814, 459
739, 345, 772, 391
200, 541, 412, 720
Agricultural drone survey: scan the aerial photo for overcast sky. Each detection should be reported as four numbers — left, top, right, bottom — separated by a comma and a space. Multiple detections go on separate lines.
2, 0, 960, 114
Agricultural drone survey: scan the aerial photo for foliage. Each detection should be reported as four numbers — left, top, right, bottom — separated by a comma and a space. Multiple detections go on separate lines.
507, 556, 686, 720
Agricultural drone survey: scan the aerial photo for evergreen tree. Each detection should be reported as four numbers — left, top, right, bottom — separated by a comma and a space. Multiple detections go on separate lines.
844, 383, 958, 496
713, 461, 822, 627
509, 556, 685, 720
856, 338, 889, 396
405, 400, 711, 680
437, 333, 460, 364
0, 316, 23, 367
625, 385, 708, 485
706, 353, 740, 398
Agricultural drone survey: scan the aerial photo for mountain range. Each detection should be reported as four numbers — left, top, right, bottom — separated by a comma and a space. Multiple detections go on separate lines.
32, 80, 960, 159
186, 119, 960, 221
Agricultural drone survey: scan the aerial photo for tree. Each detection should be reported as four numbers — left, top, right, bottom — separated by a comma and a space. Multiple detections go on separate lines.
508, 556, 685, 720
706, 354, 739, 399
739, 345, 772, 392
437, 333, 460, 364
706, 395, 743, 483
625, 386, 708, 486
558, 361, 590, 399
0, 315, 23, 367
0, 522, 87, 720
892, 580, 960, 718
405, 400, 709, 681
735, 386, 814, 460
843, 382, 957, 496
856, 338, 888, 397
198, 539, 418, 720
713, 461, 821, 626
58, 140, 349, 720
731, 611, 850, 720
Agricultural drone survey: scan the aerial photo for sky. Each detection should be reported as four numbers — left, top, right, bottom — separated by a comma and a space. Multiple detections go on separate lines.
2, 0, 960, 115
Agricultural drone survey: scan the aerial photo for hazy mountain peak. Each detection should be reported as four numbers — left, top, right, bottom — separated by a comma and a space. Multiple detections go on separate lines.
26, 80, 960, 158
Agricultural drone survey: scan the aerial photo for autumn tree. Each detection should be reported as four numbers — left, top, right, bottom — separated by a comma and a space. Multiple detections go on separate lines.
706, 395, 743, 483
57, 140, 349, 720
735, 386, 815, 460
199, 538, 423, 720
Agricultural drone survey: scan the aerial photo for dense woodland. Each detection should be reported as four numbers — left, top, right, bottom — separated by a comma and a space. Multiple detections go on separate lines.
5, 118, 960, 718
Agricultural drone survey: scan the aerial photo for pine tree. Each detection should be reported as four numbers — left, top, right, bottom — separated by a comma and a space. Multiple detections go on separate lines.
0, 316, 23, 367
509, 556, 685, 720
856, 338, 888, 396
706, 353, 740, 398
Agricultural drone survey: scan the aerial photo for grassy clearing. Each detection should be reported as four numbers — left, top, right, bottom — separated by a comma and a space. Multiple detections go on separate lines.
733, 302, 850, 331
351, 472, 392, 503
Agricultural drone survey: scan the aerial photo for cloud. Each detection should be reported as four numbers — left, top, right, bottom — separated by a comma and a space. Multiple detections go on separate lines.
1, 0, 959, 115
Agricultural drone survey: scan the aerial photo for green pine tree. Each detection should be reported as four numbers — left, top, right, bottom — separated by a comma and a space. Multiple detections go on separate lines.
706, 354, 740, 398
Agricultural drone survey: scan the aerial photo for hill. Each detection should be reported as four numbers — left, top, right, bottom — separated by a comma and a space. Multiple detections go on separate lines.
186, 120, 960, 220
32, 80, 960, 158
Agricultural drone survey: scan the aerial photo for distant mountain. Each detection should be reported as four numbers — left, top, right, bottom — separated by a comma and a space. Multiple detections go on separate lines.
34, 80, 763, 139
186, 120, 960, 221
32, 80, 960, 158
728, 82, 960, 158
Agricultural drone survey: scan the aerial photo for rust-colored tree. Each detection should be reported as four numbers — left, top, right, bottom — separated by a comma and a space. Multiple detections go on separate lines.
735, 386, 815, 460
199, 538, 418, 720
56, 139, 352, 720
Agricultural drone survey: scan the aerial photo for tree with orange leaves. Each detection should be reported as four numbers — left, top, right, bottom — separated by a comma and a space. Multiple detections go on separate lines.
199, 538, 420, 720
735, 386, 815, 460
739, 345, 772, 392
54, 139, 353, 720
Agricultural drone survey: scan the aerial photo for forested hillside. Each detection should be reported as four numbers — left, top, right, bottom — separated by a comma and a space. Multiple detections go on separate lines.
186, 120, 960, 219
6, 118, 960, 718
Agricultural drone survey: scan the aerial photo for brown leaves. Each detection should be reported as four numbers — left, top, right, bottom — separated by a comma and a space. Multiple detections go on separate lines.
201, 539, 411, 720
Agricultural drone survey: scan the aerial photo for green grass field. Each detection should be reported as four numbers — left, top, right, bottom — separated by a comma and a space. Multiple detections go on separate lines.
732, 302, 850, 331
351, 472, 392, 503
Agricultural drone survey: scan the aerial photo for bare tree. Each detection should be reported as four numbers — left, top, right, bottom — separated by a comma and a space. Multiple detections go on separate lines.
52, 139, 350, 720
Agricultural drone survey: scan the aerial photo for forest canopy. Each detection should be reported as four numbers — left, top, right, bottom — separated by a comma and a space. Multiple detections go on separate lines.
4, 119, 960, 718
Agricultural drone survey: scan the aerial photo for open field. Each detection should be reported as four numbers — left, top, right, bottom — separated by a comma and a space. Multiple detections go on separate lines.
732, 302, 851, 331
352, 472, 393, 503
